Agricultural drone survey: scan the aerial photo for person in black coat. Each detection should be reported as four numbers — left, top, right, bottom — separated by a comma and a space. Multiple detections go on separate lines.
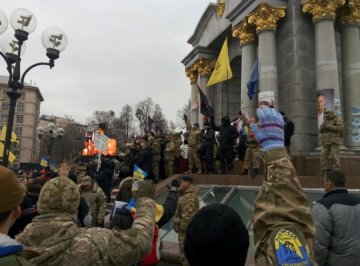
135, 139, 153, 180
210, 115, 239, 174
115, 166, 133, 203
123, 145, 136, 170
89, 158, 114, 202
279, 111, 295, 154
202, 121, 216, 174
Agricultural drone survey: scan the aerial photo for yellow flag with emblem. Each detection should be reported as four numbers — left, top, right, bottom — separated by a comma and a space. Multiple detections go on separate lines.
207, 37, 233, 86
0, 125, 19, 144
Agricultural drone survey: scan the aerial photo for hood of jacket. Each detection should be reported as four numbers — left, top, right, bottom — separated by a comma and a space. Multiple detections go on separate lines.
221, 116, 231, 127
182, 185, 199, 196
16, 213, 80, 264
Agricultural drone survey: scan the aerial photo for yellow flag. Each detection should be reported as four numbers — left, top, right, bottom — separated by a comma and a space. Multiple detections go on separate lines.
0, 125, 19, 144
207, 37, 233, 86
0, 142, 16, 163
8, 151, 16, 164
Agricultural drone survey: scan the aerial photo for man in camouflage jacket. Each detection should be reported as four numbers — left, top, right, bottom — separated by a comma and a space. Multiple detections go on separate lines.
148, 134, 161, 181
164, 135, 175, 177
319, 110, 344, 176
173, 176, 199, 266
79, 175, 107, 227
184, 115, 203, 174
16, 164, 156, 266
251, 107, 315, 266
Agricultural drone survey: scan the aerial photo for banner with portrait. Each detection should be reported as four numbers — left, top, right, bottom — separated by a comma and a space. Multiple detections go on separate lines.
316, 89, 334, 129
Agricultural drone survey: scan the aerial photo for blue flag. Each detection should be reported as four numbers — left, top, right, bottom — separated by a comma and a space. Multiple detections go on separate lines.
247, 59, 259, 100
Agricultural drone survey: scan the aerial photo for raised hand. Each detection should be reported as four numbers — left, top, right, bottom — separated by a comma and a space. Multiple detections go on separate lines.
250, 107, 284, 152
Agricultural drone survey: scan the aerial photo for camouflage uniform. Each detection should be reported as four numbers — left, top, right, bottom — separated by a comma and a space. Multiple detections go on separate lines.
253, 147, 315, 265
16, 177, 156, 266
79, 176, 107, 227
149, 137, 161, 180
164, 138, 175, 177
319, 111, 344, 175
75, 165, 87, 184
186, 122, 203, 174
243, 134, 260, 173
173, 185, 199, 266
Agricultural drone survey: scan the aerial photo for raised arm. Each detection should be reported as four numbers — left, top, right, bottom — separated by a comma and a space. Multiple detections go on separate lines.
251, 107, 315, 265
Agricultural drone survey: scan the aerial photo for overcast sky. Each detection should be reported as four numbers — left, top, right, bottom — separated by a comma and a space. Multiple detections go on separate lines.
0, 0, 211, 124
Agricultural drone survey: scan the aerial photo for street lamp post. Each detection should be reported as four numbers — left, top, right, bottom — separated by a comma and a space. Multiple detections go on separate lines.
36, 122, 65, 161
0, 8, 67, 167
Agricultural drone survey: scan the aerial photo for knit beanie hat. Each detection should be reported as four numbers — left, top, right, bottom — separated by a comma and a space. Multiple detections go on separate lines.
37, 177, 80, 215
184, 204, 249, 266
0, 166, 25, 213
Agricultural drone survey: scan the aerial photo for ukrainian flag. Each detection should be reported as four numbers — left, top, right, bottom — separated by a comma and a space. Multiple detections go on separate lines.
133, 164, 148, 180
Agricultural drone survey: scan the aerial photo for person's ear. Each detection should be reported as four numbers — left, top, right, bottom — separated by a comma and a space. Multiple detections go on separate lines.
14, 205, 21, 219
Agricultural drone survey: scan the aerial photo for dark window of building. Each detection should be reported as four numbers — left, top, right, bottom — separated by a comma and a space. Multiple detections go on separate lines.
15, 127, 22, 136
17, 103, 24, 111
0, 114, 7, 122
20, 92, 25, 100
16, 115, 24, 123
1, 102, 9, 111
3, 90, 8, 99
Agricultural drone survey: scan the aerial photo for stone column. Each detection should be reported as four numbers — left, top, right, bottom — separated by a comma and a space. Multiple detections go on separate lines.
341, 1, 360, 149
248, 3, 286, 108
303, 0, 346, 129
232, 19, 257, 117
185, 66, 199, 124
195, 58, 215, 127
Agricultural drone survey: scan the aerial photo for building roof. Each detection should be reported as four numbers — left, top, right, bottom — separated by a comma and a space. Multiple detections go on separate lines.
0, 75, 44, 102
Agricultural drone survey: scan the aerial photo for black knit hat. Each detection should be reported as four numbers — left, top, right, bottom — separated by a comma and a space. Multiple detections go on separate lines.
184, 204, 249, 266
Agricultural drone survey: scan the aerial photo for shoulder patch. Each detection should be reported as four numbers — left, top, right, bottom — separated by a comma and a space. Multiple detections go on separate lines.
274, 229, 312, 266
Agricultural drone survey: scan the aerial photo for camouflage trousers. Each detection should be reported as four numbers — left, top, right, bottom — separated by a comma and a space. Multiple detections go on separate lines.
152, 160, 160, 180
188, 147, 202, 173
178, 232, 190, 266
165, 160, 174, 177
320, 143, 340, 175
244, 146, 260, 170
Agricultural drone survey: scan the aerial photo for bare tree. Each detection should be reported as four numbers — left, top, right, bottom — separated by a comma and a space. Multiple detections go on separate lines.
119, 104, 134, 142
40, 122, 87, 164
135, 97, 154, 135
176, 99, 191, 128
152, 104, 167, 133
168, 120, 177, 133
86, 110, 115, 130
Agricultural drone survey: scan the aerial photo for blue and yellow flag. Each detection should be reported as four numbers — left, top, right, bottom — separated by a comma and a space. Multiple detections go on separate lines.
207, 37, 233, 86
133, 164, 148, 180
40, 155, 49, 167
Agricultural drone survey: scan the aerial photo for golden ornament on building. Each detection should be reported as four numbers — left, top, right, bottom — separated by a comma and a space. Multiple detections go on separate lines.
341, 0, 360, 25
194, 58, 216, 77
185, 66, 198, 83
232, 19, 257, 45
247, 3, 286, 32
302, 0, 346, 22
216, 0, 225, 18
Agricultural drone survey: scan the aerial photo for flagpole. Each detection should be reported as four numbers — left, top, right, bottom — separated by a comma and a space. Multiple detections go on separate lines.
227, 69, 229, 116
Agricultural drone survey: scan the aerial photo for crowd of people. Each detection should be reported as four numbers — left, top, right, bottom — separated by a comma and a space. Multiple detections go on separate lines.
0, 106, 357, 266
